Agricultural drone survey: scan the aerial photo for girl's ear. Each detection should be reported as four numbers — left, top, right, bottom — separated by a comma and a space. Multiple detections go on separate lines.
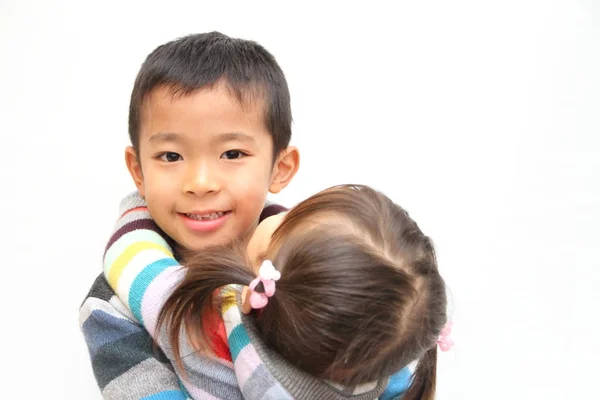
241, 286, 252, 314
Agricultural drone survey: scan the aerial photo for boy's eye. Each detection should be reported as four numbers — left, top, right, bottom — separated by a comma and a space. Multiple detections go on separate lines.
221, 150, 245, 160
159, 152, 183, 162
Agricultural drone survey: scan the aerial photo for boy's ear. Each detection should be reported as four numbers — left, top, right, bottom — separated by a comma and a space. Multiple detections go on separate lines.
269, 146, 300, 194
125, 146, 145, 197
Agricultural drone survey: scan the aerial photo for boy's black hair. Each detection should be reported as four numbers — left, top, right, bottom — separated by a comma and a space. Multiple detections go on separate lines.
129, 32, 292, 157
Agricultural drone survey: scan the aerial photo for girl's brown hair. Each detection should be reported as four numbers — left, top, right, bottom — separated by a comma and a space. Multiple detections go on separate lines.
158, 185, 448, 399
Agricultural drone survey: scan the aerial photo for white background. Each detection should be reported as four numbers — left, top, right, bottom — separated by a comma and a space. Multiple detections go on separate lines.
1, 0, 598, 399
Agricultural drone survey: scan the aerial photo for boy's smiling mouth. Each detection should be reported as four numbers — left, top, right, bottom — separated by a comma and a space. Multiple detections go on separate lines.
178, 210, 232, 233
184, 211, 227, 220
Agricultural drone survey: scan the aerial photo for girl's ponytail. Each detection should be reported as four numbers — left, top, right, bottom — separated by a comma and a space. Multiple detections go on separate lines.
402, 347, 438, 400
156, 241, 255, 370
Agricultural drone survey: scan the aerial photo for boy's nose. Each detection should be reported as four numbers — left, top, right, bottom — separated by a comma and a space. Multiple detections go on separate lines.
183, 165, 221, 196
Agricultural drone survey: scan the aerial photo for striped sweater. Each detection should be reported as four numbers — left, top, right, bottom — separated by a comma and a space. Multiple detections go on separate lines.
80, 192, 412, 399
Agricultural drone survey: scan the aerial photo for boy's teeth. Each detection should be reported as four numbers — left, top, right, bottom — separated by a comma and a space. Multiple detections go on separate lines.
186, 212, 224, 221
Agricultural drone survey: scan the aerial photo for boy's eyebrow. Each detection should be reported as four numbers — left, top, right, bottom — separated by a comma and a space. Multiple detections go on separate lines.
215, 132, 257, 144
148, 132, 256, 144
148, 132, 182, 143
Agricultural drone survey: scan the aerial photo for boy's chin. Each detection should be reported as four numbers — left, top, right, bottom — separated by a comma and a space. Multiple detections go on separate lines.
178, 235, 243, 253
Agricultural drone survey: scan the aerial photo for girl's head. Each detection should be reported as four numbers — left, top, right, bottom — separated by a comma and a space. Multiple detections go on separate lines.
160, 185, 448, 399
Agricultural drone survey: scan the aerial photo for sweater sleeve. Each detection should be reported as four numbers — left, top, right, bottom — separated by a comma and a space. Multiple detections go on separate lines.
79, 191, 190, 399
102, 192, 183, 340
380, 367, 412, 399
79, 273, 190, 400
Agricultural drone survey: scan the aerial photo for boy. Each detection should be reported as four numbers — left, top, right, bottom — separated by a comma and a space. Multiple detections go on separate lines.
80, 31, 299, 399
80, 31, 410, 399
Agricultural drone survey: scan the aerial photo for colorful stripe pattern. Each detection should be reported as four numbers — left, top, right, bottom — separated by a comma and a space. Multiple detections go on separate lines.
80, 191, 412, 399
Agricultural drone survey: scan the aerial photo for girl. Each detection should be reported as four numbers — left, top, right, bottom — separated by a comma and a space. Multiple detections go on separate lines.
104, 185, 451, 400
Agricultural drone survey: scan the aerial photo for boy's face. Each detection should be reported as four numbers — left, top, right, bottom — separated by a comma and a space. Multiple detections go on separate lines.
126, 84, 298, 252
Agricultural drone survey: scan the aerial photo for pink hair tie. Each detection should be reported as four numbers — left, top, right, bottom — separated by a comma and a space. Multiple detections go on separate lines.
436, 321, 454, 352
247, 260, 281, 310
